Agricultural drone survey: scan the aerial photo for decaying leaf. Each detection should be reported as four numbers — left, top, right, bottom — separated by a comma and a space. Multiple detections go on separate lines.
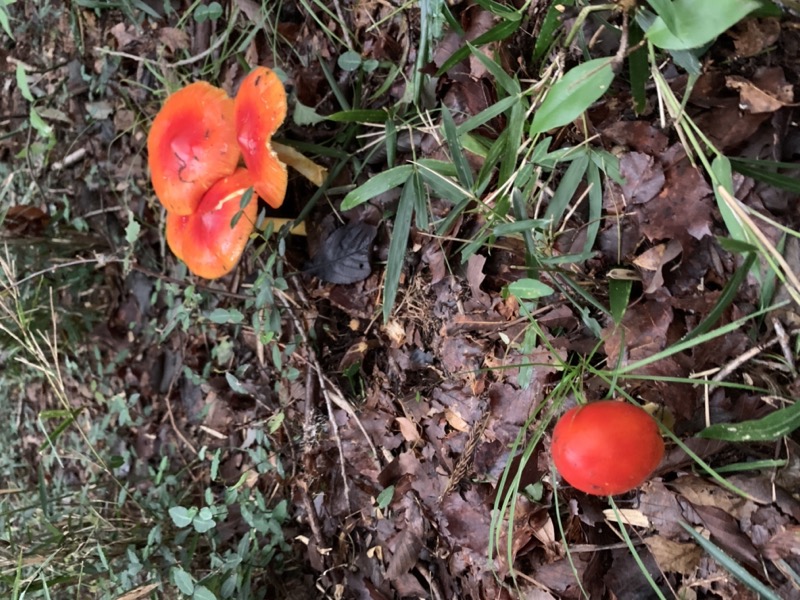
306, 222, 377, 284
726, 67, 795, 114
644, 535, 703, 575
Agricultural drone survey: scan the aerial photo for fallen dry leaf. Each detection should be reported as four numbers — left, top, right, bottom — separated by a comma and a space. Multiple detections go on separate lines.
726, 68, 795, 114
643, 535, 703, 575
728, 18, 781, 57
604, 508, 650, 528
633, 238, 683, 294
395, 416, 421, 443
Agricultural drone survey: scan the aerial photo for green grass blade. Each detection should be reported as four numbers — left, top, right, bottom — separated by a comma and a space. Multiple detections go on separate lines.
682, 251, 756, 343
327, 109, 390, 123
383, 173, 419, 322
679, 522, 781, 600
456, 95, 519, 135
466, 41, 520, 95
441, 105, 474, 189
543, 153, 589, 226
608, 497, 668, 600
618, 301, 787, 375
436, 17, 521, 76
532, 0, 575, 65
729, 158, 800, 193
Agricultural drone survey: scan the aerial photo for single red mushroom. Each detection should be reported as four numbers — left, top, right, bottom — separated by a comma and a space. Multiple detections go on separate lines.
165, 168, 258, 279
551, 400, 665, 496
233, 66, 288, 209
148, 81, 241, 215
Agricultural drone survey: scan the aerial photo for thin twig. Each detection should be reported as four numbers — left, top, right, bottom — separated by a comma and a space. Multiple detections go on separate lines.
710, 329, 800, 392
93, 23, 229, 69
771, 318, 797, 376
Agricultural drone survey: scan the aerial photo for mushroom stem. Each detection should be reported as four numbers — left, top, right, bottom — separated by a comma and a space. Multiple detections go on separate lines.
272, 142, 328, 187
262, 217, 307, 237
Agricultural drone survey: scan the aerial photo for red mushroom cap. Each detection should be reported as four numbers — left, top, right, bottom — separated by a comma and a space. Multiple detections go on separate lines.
233, 67, 288, 209
551, 400, 665, 496
166, 168, 258, 279
148, 82, 241, 215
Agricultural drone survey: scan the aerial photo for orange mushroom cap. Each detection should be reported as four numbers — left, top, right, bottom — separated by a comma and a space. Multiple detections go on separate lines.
166, 168, 258, 279
148, 82, 241, 215
234, 67, 288, 209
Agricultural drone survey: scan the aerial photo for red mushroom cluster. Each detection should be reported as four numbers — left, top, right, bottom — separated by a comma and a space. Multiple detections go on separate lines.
147, 67, 287, 279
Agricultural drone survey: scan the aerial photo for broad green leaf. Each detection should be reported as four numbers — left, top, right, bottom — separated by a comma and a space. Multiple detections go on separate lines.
628, 21, 648, 114
125, 217, 140, 245
341, 165, 413, 211
507, 278, 555, 300
0, 2, 14, 40
173, 567, 195, 595
499, 92, 525, 185
532, 0, 574, 64
730, 157, 800, 193
474, 0, 520, 19
16, 63, 33, 102
29, 106, 53, 137
225, 372, 248, 395
492, 219, 551, 236
193, 585, 217, 600
192, 507, 216, 533
698, 401, 800, 442
169, 506, 196, 528
608, 278, 632, 326
376, 485, 394, 509
646, 0, 761, 50
206, 308, 245, 324
467, 41, 519, 95
416, 163, 470, 203
293, 100, 326, 126
582, 160, 602, 260
530, 58, 615, 135
337, 50, 362, 72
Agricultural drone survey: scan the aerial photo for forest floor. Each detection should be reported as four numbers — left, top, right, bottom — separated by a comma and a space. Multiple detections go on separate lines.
1, 1, 800, 599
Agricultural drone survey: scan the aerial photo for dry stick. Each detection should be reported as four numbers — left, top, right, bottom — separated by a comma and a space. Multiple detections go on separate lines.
299, 364, 326, 551
275, 286, 380, 511
709, 329, 800, 392
440, 408, 491, 500
416, 564, 445, 600
331, 0, 354, 49
771, 318, 797, 376
94, 13, 231, 69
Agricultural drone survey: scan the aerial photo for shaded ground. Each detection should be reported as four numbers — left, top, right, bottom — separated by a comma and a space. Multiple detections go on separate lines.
2, 1, 800, 599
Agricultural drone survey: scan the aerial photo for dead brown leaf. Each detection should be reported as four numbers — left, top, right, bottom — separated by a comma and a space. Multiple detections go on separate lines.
385, 529, 424, 580
157, 27, 189, 53
644, 535, 703, 575
619, 151, 666, 205
395, 417, 421, 443
726, 67, 795, 114
633, 238, 683, 294
728, 18, 781, 57
601, 121, 669, 155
